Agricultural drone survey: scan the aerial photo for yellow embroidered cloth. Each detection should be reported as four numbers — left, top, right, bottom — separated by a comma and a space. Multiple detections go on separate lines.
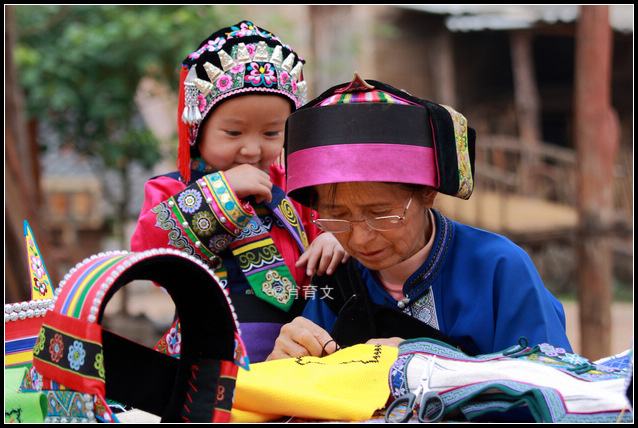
230, 344, 397, 422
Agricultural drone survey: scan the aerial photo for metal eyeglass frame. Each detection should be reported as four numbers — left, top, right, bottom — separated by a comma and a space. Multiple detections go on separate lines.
312, 196, 413, 234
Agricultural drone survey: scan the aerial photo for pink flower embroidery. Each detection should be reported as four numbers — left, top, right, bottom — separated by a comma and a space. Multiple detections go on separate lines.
279, 71, 290, 85
246, 44, 256, 57
198, 94, 207, 113
291, 79, 298, 94
31, 256, 45, 280
245, 62, 276, 87
206, 37, 226, 52
216, 74, 233, 92
235, 22, 254, 37
230, 64, 245, 75
188, 37, 226, 59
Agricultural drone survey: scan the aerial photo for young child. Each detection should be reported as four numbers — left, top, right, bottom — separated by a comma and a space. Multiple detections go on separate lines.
131, 21, 347, 362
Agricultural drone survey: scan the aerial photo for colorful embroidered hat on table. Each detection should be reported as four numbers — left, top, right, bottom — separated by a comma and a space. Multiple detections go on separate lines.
31, 248, 249, 423
386, 338, 633, 422
4, 221, 56, 423
5, 221, 56, 369
285, 74, 476, 206
178, 20, 307, 183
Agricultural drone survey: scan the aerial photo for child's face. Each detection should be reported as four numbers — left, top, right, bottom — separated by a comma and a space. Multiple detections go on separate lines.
198, 94, 292, 172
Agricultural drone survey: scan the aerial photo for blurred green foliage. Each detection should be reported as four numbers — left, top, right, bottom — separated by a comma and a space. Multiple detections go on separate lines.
13, 5, 229, 168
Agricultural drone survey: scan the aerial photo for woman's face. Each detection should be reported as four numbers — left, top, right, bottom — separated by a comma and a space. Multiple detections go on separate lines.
198, 94, 291, 172
315, 182, 435, 271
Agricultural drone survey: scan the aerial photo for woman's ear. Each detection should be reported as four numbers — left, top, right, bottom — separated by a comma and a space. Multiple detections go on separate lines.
420, 188, 438, 208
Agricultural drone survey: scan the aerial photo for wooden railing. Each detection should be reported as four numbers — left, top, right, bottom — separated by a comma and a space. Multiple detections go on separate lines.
474, 134, 632, 227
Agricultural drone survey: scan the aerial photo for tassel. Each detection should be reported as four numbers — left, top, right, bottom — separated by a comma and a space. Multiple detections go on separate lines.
177, 66, 192, 184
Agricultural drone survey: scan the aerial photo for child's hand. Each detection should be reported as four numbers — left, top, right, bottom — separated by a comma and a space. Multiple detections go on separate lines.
296, 233, 350, 277
223, 164, 273, 204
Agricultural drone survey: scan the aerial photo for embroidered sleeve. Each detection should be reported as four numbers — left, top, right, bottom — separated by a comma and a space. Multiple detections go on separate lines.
131, 172, 254, 261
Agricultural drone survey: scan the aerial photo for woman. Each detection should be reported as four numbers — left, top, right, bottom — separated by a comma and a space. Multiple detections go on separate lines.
267, 75, 572, 360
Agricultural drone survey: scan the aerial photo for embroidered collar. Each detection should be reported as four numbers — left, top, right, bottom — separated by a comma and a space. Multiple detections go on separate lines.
401, 209, 455, 303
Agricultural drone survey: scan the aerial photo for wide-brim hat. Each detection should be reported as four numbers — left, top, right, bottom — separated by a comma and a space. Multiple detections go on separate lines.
285, 75, 476, 206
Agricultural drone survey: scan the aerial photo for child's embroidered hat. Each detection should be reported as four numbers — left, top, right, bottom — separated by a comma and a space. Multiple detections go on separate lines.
178, 20, 307, 183
32, 248, 248, 422
285, 74, 476, 206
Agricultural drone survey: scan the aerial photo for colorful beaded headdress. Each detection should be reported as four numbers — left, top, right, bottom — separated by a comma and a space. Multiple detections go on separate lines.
178, 20, 307, 183
31, 248, 249, 422
285, 75, 476, 206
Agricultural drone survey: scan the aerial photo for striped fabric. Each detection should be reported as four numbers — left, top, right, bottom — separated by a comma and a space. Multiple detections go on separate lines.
318, 89, 414, 106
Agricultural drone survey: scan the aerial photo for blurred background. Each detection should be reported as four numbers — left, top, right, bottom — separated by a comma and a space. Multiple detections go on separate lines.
5, 5, 633, 360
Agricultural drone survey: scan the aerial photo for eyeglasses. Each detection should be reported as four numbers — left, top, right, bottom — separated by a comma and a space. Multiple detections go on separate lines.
312, 196, 413, 234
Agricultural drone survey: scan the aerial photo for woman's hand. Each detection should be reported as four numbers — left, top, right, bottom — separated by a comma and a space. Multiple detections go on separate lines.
266, 317, 339, 361
296, 233, 350, 277
365, 337, 404, 347
223, 164, 273, 204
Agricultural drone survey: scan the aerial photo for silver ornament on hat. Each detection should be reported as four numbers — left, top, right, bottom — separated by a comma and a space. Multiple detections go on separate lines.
217, 49, 235, 72
281, 53, 296, 72
297, 80, 308, 103
182, 65, 203, 125
290, 61, 303, 81
194, 78, 214, 97
269, 45, 283, 67
252, 41, 270, 62
203, 62, 223, 83
235, 43, 251, 64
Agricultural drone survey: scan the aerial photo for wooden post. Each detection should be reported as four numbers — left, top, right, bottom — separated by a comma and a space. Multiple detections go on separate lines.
573, 5, 618, 360
430, 31, 457, 107
510, 30, 542, 195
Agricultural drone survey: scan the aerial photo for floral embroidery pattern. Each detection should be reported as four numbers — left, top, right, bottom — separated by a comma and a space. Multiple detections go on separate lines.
245, 62, 277, 87
197, 94, 207, 113
67, 341, 86, 371
31, 255, 45, 279
94, 351, 105, 379
226, 21, 278, 41
216, 74, 234, 92
245, 43, 256, 57
230, 63, 245, 75
279, 71, 290, 86
192, 211, 216, 237
49, 334, 65, 363
167, 325, 181, 355
177, 189, 203, 214
188, 36, 227, 60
